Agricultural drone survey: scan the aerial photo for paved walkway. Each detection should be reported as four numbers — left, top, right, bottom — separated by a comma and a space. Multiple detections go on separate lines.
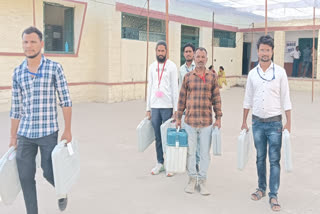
0, 88, 319, 214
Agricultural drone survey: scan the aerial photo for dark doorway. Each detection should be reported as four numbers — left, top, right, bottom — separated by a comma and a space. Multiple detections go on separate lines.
242, 42, 251, 75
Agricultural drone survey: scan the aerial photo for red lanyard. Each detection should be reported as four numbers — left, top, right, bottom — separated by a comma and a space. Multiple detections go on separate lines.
157, 60, 167, 88
198, 72, 206, 83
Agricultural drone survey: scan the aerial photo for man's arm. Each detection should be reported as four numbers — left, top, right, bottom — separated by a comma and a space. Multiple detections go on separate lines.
61, 107, 72, 142
10, 119, 20, 148
241, 109, 250, 131
146, 65, 153, 120
242, 72, 253, 131
283, 110, 291, 132
9, 72, 22, 148
171, 64, 179, 119
280, 71, 292, 132
176, 75, 187, 128
54, 64, 72, 142
212, 77, 222, 128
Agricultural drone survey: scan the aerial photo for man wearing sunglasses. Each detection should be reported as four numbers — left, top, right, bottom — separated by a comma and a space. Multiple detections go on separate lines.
241, 35, 292, 212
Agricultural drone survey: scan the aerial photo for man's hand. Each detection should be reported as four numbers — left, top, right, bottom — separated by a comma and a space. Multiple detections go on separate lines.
146, 111, 151, 120
176, 120, 181, 129
172, 111, 177, 120
9, 136, 17, 148
213, 119, 221, 129
61, 130, 72, 143
283, 123, 291, 133
241, 122, 249, 131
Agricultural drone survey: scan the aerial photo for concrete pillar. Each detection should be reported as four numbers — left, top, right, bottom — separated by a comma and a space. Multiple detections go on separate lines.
316, 30, 320, 80
168, 21, 181, 67
274, 31, 285, 67
235, 32, 244, 76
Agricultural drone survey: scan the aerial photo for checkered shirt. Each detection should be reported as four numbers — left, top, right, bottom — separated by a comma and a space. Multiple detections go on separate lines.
177, 69, 222, 128
10, 55, 72, 138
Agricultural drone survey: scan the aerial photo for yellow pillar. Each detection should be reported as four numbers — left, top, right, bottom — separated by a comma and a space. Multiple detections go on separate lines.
274, 31, 285, 68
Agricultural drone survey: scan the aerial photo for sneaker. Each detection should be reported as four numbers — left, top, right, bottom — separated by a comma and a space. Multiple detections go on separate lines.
199, 179, 210, 196
151, 163, 164, 175
166, 171, 174, 177
58, 196, 68, 211
184, 177, 197, 194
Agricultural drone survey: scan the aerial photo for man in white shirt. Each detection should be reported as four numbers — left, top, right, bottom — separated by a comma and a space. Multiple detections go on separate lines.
241, 35, 292, 212
146, 40, 178, 176
290, 46, 301, 77
179, 43, 196, 90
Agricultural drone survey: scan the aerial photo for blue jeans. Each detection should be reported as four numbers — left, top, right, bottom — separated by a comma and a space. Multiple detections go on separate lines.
185, 124, 212, 180
16, 131, 58, 214
151, 108, 173, 164
252, 119, 282, 199
301, 61, 310, 76
292, 59, 300, 77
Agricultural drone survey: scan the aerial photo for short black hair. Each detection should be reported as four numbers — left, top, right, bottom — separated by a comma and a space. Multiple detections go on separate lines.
219, 66, 224, 70
208, 65, 213, 70
183, 43, 195, 52
257, 35, 274, 50
22, 26, 43, 41
156, 40, 167, 50
195, 47, 207, 55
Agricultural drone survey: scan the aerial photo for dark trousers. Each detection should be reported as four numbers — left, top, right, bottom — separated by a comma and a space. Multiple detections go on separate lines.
16, 131, 58, 214
292, 59, 299, 77
151, 108, 173, 164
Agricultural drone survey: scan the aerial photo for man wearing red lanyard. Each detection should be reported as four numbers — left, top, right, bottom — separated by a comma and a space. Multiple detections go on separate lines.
176, 47, 222, 195
146, 41, 179, 176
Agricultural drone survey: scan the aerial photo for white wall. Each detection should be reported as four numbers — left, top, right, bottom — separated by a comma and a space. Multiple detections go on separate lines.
285, 30, 318, 63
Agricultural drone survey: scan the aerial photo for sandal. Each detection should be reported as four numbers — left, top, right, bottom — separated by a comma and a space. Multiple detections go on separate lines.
269, 197, 281, 212
251, 188, 266, 201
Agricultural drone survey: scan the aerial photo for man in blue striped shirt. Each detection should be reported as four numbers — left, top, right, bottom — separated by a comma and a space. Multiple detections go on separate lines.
9, 26, 72, 214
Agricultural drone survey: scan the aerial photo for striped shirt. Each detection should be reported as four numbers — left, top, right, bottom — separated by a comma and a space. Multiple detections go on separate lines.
10, 55, 72, 139
177, 69, 222, 128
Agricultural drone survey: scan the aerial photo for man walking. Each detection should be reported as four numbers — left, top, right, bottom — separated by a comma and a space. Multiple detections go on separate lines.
9, 27, 72, 214
290, 46, 301, 77
176, 47, 222, 196
241, 35, 292, 211
146, 40, 178, 176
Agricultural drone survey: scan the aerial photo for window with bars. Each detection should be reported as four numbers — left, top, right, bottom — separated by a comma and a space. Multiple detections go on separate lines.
214, 29, 236, 48
121, 13, 166, 42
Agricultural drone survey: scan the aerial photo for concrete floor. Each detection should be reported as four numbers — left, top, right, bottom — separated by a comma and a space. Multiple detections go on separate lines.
0, 87, 319, 214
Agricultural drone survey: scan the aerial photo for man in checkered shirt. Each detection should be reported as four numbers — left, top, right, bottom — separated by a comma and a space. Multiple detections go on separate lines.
9, 26, 72, 214
176, 47, 222, 196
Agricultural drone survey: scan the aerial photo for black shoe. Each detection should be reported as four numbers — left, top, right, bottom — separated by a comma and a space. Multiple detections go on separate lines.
58, 196, 68, 211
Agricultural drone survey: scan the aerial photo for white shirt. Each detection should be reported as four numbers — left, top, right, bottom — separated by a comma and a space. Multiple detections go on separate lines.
243, 62, 292, 118
179, 61, 195, 91
146, 59, 179, 111
290, 50, 301, 60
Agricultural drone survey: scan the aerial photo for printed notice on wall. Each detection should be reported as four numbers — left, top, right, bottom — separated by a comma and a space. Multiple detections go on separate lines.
286, 41, 296, 53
